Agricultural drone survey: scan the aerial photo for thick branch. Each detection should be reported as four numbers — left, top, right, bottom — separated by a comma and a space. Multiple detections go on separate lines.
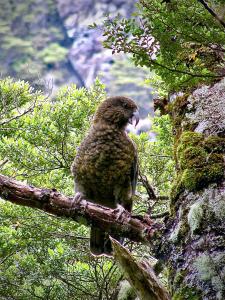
0, 173, 159, 243
111, 238, 171, 300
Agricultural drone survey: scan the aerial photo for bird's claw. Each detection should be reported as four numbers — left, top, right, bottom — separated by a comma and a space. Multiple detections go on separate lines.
113, 204, 129, 221
72, 192, 87, 210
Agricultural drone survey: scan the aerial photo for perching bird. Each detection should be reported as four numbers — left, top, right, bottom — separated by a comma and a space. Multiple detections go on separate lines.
71, 96, 139, 256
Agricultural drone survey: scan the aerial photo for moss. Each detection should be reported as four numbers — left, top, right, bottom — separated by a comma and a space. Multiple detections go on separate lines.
167, 95, 189, 117
181, 168, 204, 191
203, 136, 225, 153
179, 146, 207, 169
181, 162, 224, 191
170, 173, 185, 204
171, 132, 225, 198
117, 280, 136, 300
206, 162, 224, 181
176, 131, 204, 159
173, 270, 186, 286
172, 286, 201, 300
172, 270, 202, 300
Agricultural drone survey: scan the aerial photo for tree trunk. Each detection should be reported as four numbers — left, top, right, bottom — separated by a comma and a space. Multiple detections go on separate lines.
165, 78, 225, 299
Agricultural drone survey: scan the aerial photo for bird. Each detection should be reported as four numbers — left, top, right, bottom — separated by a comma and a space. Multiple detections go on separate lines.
71, 96, 139, 256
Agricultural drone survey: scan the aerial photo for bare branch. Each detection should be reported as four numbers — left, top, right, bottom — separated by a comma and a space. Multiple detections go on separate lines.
0, 173, 160, 243
111, 238, 171, 300
139, 173, 157, 200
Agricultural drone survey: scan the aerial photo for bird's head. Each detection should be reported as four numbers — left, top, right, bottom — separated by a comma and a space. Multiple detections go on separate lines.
93, 96, 139, 129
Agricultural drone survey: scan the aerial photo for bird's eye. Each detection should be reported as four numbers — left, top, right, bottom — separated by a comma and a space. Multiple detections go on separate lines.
122, 102, 128, 108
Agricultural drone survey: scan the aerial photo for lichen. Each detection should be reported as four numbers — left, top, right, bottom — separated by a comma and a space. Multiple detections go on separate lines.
185, 78, 225, 135
169, 207, 189, 241
187, 201, 204, 235
117, 280, 137, 300
208, 193, 225, 220
193, 253, 225, 294
169, 221, 182, 243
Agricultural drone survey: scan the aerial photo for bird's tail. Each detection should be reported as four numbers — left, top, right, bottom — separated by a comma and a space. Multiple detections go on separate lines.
90, 227, 109, 256
90, 227, 123, 256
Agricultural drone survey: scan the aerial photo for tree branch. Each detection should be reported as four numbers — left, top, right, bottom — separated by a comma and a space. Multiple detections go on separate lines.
0, 173, 160, 243
111, 238, 171, 300
197, 0, 225, 29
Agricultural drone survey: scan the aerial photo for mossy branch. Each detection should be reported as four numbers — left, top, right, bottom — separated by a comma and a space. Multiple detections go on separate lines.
0, 173, 160, 243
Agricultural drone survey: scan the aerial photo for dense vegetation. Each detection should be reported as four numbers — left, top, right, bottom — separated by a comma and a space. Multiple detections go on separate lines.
0, 78, 174, 299
1, 0, 224, 298
103, 0, 225, 93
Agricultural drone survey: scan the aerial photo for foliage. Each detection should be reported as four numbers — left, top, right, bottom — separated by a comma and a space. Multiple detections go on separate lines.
38, 43, 68, 65
0, 0, 68, 88
0, 78, 124, 300
102, 0, 225, 93
0, 77, 175, 299
131, 114, 174, 214
106, 57, 154, 117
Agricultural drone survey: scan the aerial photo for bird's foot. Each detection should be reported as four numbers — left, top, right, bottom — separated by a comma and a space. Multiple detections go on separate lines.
113, 204, 130, 221
72, 192, 87, 210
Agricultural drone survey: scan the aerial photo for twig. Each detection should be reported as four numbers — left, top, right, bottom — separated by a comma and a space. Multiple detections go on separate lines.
139, 173, 157, 200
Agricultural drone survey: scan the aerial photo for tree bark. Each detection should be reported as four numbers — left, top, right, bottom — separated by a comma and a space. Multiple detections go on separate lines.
111, 238, 171, 300
0, 173, 159, 244
164, 78, 225, 299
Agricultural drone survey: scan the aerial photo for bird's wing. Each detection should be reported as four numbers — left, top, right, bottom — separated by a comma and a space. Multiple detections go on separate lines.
131, 152, 138, 195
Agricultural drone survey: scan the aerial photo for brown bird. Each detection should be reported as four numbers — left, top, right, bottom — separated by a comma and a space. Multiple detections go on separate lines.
71, 96, 139, 256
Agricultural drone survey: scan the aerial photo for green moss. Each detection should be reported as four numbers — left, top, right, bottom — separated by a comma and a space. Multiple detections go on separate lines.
179, 146, 207, 169
173, 286, 201, 300
181, 162, 224, 191
203, 136, 225, 153
173, 270, 186, 286
171, 132, 225, 198
170, 173, 185, 203
177, 131, 204, 159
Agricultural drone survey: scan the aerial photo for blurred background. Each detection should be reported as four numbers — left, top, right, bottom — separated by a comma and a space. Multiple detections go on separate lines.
0, 0, 154, 127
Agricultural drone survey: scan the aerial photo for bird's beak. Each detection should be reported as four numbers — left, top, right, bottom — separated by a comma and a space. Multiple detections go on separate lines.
129, 110, 140, 127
